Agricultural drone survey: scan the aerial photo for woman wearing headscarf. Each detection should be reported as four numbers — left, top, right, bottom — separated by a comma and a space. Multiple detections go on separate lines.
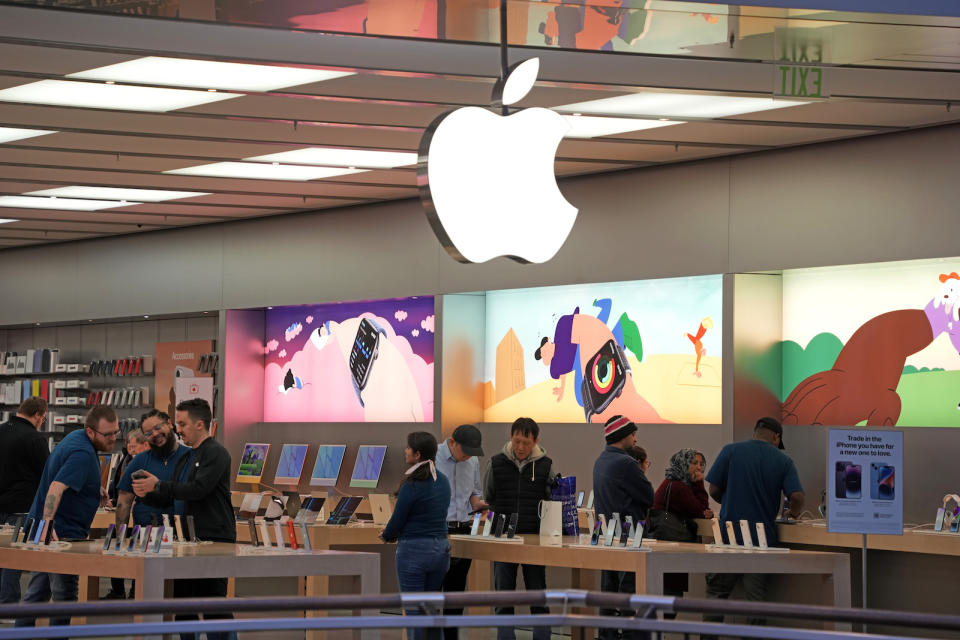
652, 449, 714, 609
380, 431, 451, 640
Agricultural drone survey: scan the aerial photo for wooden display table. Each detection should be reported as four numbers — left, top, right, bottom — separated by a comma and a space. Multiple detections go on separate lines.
0, 537, 380, 639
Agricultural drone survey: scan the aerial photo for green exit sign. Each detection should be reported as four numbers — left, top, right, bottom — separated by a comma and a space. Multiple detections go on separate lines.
775, 64, 827, 98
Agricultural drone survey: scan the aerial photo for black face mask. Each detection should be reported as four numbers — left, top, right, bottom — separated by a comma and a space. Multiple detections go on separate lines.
150, 432, 177, 457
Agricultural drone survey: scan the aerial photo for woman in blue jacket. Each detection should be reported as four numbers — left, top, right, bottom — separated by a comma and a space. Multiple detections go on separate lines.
381, 431, 451, 640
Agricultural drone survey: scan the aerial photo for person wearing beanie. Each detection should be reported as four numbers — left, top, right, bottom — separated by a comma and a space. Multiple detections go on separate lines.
703, 416, 804, 628
592, 414, 655, 640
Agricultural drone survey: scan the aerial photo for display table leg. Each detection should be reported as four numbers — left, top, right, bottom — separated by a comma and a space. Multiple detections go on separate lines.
76, 574, 98, 625
571, 568, 597, 640
466, 559, 492, 640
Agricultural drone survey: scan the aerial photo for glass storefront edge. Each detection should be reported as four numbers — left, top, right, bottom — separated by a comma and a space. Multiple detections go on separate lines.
4, 0, 959, 71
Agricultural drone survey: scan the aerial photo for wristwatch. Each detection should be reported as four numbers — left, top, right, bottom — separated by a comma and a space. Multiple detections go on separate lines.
580, 339, 631, 423
349, 317, 386, 407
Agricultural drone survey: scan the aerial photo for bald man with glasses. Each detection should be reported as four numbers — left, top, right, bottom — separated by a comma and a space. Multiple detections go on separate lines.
15, 406, 119, 630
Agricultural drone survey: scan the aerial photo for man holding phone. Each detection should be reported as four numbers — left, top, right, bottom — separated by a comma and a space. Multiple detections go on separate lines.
16, 406, 118, 630
106, 410, 191, 599
435, 424, 487, 640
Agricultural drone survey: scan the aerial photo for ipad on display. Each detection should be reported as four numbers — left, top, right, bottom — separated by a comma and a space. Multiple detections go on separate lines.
349, 445, 388, 489
237, 443, 271, 484
309, 445, 347, 487
326, 496, 363, 525
274, 444, 309, 485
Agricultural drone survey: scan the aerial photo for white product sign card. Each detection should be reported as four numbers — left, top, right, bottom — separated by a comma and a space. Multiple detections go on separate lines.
827, 429, 903, 535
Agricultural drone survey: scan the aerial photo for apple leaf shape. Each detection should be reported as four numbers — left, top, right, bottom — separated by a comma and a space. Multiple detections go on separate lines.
500, 58, 539, 106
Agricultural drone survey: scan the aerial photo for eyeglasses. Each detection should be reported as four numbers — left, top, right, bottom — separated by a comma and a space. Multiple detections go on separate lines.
141, 422, 169, 437
94, 429, 120, 439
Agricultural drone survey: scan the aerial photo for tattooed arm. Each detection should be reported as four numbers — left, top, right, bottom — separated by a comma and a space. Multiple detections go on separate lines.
42, 481, 69, 520
116, 490, 134, 528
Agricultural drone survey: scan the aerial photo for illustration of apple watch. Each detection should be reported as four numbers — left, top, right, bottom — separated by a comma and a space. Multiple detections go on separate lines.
580, 339, 630, 422
349, 317, 386, 407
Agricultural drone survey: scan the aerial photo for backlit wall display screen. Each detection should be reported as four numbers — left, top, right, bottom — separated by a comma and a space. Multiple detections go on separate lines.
309, 445, 347, 487
274, 443, 309, 485
237, 442, 270, 483
778, 256, 960, 427
483, 276, 722, 424
349, 445, 388, 489
263, 297, 434, 422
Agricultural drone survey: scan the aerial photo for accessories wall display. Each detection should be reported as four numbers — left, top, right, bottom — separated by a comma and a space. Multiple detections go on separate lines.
646, 482, 697, 542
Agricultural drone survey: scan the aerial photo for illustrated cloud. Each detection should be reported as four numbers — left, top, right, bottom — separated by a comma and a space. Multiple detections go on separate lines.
265, 339, 280, 353
420, 315, 435, 333
279, 349, 287, 358
412, 329, 420, 337
395, 310, 408, 322
285, 322, 303, 342
305, 315, 314, 324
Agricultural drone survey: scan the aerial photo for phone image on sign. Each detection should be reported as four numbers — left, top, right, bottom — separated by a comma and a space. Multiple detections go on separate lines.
835, 461, 861, 499
870, 463, 895, 501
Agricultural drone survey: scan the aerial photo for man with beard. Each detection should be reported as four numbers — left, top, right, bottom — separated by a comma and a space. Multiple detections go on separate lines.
107, 410, 191, 599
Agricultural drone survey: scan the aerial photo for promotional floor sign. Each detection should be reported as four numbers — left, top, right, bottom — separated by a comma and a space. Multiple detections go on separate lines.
827, 429, 903, 535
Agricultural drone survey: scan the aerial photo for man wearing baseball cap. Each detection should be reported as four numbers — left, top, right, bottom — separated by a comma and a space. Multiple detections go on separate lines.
592, 414, 655, 640
435, 424, 487, 640
703, 416, 805, 627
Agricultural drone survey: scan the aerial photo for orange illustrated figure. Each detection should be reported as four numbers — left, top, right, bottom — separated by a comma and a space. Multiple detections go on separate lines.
685, 317, 713, 377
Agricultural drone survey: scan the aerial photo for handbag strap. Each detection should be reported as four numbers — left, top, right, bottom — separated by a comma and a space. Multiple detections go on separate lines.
663, 480, 674, 512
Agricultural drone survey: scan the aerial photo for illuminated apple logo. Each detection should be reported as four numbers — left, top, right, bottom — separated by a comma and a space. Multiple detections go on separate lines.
418, 58, 577, 264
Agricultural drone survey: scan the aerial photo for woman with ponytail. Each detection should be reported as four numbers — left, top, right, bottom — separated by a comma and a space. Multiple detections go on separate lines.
380, 431, 451, 640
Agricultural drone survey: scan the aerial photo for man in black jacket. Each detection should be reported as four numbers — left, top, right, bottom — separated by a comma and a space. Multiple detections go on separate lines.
132, 398, 234, 640
482, 417, 558, 640
593, 414, 655, 640
0, 397, 49, 605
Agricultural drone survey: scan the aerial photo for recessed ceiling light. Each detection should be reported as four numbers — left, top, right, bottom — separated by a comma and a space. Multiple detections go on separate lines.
0, 80, 239, 112
562, 115, 682, 138
0, 195, 138, 211
164, 162, 365, 181
247, 148, 417, 169
0, 218, 16, 224
26, 187, 209, 202
0, 127, 57, 144
557, 92, 807, 119
69, 56, 355, 92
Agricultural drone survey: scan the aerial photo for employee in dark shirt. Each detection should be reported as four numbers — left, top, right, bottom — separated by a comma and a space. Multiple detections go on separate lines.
17, 405, 118, 631
592, 415, 655, 640
132, 398, 234, 640
0, 396, 49, 604
381, 431, 451, 640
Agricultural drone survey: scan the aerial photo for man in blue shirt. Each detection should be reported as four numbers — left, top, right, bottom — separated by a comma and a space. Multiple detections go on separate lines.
16, 406, 119, 631
704, 416, 805, 627
106, 409, 191, 599
435, 424, 487, 640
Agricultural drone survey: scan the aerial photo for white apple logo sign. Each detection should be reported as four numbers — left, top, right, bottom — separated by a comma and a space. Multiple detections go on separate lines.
418, 58, 577, 264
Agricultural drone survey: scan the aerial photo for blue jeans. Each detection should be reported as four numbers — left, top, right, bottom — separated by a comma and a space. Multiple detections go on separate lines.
396, 537, 450, 640
14, 571, 79, 636
0, 512, 22, 604
493, 562, 551, 640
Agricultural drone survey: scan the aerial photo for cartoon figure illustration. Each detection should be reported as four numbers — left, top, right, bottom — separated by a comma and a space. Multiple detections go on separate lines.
685, 316, 713, 377
782, 273, 960, 426
535, 303, 667, 424
539, 0, 652, 50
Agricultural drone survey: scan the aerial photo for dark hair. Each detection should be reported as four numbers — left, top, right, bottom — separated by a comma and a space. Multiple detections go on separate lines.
18, 396, 48, 418
85, 405, 118, 429
510, 417, 540, 440
176, 398, 211, 430
396, 431, 439, 494
626, 445, 648, 465
140, 408, 170, 427
533, 337, 549, 361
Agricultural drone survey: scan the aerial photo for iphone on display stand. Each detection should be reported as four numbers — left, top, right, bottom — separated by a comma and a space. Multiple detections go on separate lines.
23, 518, 36, 543
162, 514, 171, 532
604, 514, 619, 547
128, 525, 141, 552
631, 521, 645, 548
470, 513, 482, 536
755, 523, 769, 549
299, 523, 313, 551
739, 520, 754, 548
186, 515, 198, 543
43, 520, 54, 545
586, 490, 594, 510
32, 519, 47, 545
152, 526, 164, 553
259, 520, 272, 547
274, 521, 285, 548
620, 516, 632, 546
103, 524, 116, 551
141, 526, 153, 552
493, 514, 506, 538
12, 517, 24, 545
247, 520, 260, 546
950, 514, 960, 534
576, 491, 584, 508
116, 524, 127, 551
505, 513, 519, 539
934, 508, 946, 532
725, 521, 739, 546
287, 521, 298, 550
598, 514, 608, 538
482, 512, 494, 536
590, 520, 603, 545
711, 518, 724, 545
174, 515, 185, 542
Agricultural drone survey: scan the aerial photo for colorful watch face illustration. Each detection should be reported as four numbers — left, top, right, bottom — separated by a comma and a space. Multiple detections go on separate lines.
871, 463, 895, 500
349, 318, 381, 392
582, 339, 628, 420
